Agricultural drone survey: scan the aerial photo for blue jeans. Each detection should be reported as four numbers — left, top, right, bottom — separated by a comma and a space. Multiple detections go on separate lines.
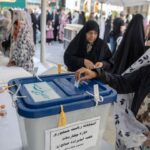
109, 37, 116, 54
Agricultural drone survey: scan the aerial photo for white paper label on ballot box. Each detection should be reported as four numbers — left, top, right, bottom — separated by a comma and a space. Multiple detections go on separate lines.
45, 117, 100, 150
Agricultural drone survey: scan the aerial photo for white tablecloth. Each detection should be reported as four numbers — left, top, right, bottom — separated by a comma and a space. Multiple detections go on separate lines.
0, 66, 31, 150
0, 66, 31, 83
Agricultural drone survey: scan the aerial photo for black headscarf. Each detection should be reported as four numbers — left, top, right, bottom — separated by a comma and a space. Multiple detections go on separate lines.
70, 20, 100, 58
112, 17, 125, 40
111, 14, 145, 74
77, 20, 100, 45
78, 11, 86, 25
64, 20, 112, 71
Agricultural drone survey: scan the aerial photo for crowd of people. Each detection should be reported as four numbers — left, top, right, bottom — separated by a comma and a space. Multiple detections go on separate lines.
1, 6, 150, 150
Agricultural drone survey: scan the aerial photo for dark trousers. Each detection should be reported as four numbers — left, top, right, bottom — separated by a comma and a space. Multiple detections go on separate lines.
33, 28, 36, 44
53, 26, 58, 41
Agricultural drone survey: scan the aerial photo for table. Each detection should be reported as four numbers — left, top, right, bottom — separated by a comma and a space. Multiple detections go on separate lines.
0, 66, 31, 150
0, 57, 115, 150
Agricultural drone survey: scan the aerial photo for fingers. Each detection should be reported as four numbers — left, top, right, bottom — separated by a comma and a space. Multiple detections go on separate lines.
84, 59, 95, 70
85, 63, 94, 70
79, 76, 90, 82
75, 67, 97, 82
75, 67, 87, 81
95, 62, 103, 68
88, 65, 94, 70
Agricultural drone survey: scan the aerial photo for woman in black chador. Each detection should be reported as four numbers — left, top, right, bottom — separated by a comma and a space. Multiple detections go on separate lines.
111, 14, 146, 74
64, 20, 112, 72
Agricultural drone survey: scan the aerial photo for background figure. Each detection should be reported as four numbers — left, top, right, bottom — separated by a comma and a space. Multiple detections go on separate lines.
46, 10, 53, 23
28, 8, 37, 44
37, 10, 51, 32
46, 20, 54, 45
111, 14, 145, 75
0, 10, 12, 57
67, 11, 72, 24
104, 15, 112, 43
8, 10, 35, 72
88, 12, 95, 21
126, 14, 132, 25
109, 11, 126, 54
78, 11, 86, 25
53, 9, 60, 41
72, 10, 79, 24
59, 10, 68, 42
99, 11, 106, 40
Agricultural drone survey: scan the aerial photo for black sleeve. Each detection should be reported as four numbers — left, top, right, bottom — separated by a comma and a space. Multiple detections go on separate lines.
96, 67, 143, 94
37, 15, 41, 31
31, 14, 37, 27
99, 42, 113, 71
64, 41, 84, 71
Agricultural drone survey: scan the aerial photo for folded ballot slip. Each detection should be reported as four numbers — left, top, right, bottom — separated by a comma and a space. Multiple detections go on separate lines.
74, 80, 80, 88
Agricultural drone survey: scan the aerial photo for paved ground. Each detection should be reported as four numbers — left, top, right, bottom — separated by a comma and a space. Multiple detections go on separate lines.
35, 42, 65, 65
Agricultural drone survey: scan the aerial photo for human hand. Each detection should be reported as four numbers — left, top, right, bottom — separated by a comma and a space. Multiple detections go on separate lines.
95, 62, 103, 68
7, 60, 16, 67
75, 67, 97, 82
84, 59, 94, 70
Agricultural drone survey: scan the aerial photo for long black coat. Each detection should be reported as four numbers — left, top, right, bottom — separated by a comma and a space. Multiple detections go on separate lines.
111, 14, 145, 74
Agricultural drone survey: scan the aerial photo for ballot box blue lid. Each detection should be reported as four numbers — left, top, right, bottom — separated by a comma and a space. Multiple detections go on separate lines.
8, 73, 117, 118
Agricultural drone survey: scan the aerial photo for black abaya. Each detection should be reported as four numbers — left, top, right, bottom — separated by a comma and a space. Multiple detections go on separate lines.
64, 20, 112, 72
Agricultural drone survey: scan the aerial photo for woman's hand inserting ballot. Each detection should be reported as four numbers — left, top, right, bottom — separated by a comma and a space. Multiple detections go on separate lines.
75, 67, 97, 82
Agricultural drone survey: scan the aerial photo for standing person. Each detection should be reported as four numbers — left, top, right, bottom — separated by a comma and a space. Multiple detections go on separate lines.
99, 11, 106, 40
64, 20, 112, 72
78, 11, 86, 25
59, 10, 68, 42
88, 12, 95, 21
104, 14, 112, 43
111, 14, 145, 75
7, 10, 35, 72
53, 9, 60, 41
46, 20, 54, 45
126, 14, 132, 25
28, 8, 37, 44
110, 11, 126, 54
76, 47, 150, 149
67, 11, 72, 24
46, 10, 53, 23
75, 60, 150, 150
72, 10, 79, 24
37, 12, 41, 31
0, 10, 12, 57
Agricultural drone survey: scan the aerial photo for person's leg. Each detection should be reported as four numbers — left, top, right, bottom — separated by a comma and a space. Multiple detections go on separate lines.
55, 28, 58, 41
33, 29, 36, 44
48, 39, 51, 44
53, 27, 57, 41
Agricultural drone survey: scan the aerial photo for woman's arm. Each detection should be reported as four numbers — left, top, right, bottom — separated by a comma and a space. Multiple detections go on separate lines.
64, 41, 84, 71
76, 66, 145, 94
96, 67, 143, 93
98, 41, 113, 71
